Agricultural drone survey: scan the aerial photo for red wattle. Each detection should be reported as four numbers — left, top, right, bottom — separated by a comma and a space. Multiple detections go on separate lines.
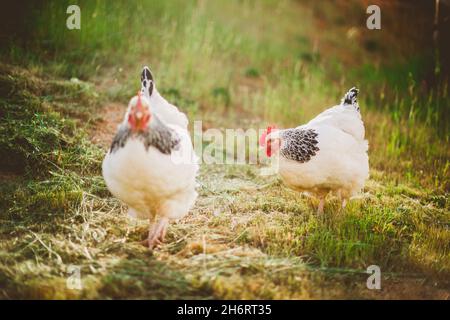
266, 140, 272, 157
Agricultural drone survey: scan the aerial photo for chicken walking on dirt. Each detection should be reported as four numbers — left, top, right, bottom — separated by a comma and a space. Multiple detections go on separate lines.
102, 92, 198, 249
260, 87, 369, 213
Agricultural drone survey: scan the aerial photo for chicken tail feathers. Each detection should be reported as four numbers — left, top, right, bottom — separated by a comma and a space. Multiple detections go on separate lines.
341, 87, 359, 111
141, 66, 155, 97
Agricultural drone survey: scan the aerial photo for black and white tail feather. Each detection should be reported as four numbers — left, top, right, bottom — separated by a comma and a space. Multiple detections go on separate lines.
141, 66, 154, 97
341, 87, 359, 112
138, 65, 189, 129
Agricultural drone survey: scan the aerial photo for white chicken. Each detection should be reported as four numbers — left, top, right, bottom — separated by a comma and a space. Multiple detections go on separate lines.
260, 87, 369, 213
102, 93, 198, 249
140, 66, 189, 129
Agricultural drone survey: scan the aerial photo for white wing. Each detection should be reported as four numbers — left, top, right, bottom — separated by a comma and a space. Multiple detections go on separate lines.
150, 89, 189, 129
305, 104, 365, 141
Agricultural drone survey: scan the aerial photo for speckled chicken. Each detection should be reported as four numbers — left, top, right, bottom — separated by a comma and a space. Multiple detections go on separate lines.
102, 93, 198, 249
260, 87, 369, 213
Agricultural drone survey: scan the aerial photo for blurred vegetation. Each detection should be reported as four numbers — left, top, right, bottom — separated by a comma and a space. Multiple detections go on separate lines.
0, 0, 448, 299
1, 0, 448, 188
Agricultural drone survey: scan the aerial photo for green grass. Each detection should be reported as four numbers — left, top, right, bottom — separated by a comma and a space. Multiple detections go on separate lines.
0, 0, 449, 299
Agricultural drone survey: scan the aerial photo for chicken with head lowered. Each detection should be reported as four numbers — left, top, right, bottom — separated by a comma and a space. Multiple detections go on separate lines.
260, 87, 369, 213
102, 92, 198, 249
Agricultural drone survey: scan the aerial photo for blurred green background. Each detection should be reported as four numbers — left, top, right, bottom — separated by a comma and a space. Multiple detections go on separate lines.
1, 0, 448, 187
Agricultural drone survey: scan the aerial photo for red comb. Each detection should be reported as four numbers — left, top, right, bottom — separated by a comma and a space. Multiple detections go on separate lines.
259, 125, 277, 147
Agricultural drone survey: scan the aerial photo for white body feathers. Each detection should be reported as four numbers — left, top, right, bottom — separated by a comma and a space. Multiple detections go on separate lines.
145, 88, 189, 129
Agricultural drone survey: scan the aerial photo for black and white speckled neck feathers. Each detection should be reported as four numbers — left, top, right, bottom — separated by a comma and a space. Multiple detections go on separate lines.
280, 128, 320, 163
110, 114, 180, 154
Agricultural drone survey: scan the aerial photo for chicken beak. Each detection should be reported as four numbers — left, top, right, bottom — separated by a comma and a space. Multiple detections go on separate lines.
134, 111, 143, 127
128, 104, 151, 132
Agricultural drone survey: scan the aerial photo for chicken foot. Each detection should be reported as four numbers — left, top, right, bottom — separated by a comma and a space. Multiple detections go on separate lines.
142, 217, 169, 250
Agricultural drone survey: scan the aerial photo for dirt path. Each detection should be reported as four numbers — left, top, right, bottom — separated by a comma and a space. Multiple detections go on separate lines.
90, 102, 125, 148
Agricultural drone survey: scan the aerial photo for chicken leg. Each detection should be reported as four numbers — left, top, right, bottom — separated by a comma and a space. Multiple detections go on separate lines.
337, 189, 348, 211
317, 197, 325, 214
142, 217, 169, 249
